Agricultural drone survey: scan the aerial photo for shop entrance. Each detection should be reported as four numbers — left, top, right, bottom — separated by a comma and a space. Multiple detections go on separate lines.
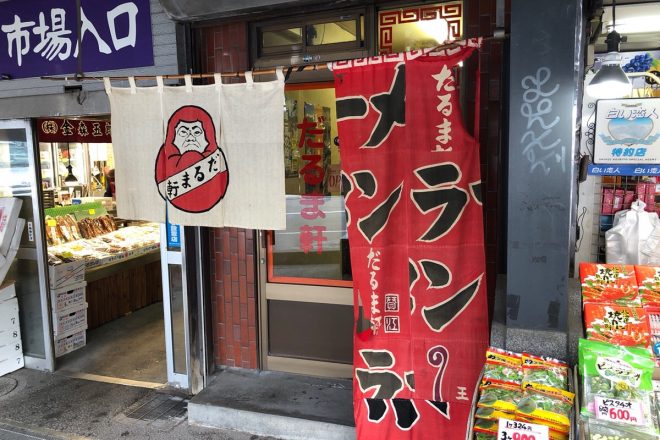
0, 117, 197, 391
257, 83, 353, 378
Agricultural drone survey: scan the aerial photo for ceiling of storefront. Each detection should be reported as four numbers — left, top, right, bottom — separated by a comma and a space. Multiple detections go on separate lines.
594, 0, 660, 52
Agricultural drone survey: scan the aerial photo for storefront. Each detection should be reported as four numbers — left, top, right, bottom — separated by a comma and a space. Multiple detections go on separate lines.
0, 0, 206, 392
182, 0, 507, 380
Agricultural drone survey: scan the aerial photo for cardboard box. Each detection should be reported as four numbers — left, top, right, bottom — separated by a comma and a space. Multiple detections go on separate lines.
54, 329, 86, 357
0, 324, 21, 350
52, 303, 87, 337
0, 350, 23, 376
0, 219, 24, 286
50, 282, 86, 314
0, 197, 22, 256
48, 260, 85, 290
0, 297, 19, 332
0, 282, 15, 303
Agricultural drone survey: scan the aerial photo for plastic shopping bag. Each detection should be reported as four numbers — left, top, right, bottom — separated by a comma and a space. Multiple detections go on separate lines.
606, 200, 660, 265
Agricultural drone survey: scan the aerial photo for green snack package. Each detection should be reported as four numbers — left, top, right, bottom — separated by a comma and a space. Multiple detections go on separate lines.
578, 339, 657, 435
473, 432, 496, 440
477, 380, 522, 413
483, 347, 523, 385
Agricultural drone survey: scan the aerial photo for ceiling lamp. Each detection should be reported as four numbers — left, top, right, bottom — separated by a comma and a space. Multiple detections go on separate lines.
63, 144, 78, 187
587, 0, 632, 99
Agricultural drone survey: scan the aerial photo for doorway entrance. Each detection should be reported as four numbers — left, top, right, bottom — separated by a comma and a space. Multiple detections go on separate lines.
0, 118, 199, 392
257, 83, 353, 378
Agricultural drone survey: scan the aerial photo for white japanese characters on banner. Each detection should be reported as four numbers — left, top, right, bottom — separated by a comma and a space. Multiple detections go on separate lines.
594, 98, 660, 164
0, 0, 153, 78
105, 72, 286, 229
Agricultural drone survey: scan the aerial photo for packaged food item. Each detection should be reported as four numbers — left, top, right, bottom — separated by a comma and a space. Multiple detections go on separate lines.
522, 353, 569, 391
515, 382, 574, 428
56, 216, 73, 242
482, 347, 523, 385
583, 304, 651, 347
473, 432, 496, 440
472, 418, 498, 437
477, 380, 521, 413
578, 339, 656, 435
474, 406, 515, 421
586, 417, 658, 440
63, 214, 82, 240
580, 263, 640, 305
635, 266, 660, 306
44, 215, 63, 246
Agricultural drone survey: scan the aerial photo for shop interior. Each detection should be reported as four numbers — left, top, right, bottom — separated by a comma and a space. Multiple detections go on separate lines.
38, 116, 166, 385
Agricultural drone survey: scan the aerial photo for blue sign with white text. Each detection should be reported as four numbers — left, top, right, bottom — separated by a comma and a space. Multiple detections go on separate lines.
0, 0, 154, 79
167, 222, 181, 249
588, 164, 660, 176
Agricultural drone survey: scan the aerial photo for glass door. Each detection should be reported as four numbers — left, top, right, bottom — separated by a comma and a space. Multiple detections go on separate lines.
0, 119, 54, 371
161, 222, 189, 389
258, 83, 353, 378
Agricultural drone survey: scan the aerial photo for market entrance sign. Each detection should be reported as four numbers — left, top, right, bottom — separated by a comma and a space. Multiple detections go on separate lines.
594, 98, 660, 164
0, 0, 153, 79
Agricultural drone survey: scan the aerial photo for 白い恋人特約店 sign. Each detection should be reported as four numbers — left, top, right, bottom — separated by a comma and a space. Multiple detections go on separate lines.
0, 0, 153, 79
594, 98, 660, 164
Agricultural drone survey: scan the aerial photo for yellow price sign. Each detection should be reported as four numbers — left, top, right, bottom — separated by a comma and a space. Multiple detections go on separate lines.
47, 219, 56, 227
88, 209, 96, 215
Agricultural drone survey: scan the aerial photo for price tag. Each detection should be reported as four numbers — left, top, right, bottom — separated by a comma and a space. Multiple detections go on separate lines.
497, 419, 549, 440
595, 396, 644, 425
88, 209, 96, 215
47, 219, 56, 227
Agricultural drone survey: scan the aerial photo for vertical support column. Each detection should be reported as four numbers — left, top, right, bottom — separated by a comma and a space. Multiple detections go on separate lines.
506, 0, 584, 358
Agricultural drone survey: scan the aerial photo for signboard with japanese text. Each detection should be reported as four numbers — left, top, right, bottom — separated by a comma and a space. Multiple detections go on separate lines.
332, 39, 487, 439
594, 98, 660, 164
37, 118, 111, 143
0, 0, 153, 79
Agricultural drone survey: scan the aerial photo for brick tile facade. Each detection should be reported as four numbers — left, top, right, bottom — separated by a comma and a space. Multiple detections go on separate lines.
200, 22, 259, 368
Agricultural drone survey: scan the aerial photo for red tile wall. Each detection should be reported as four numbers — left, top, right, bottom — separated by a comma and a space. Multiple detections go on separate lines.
200, 23, 259, 369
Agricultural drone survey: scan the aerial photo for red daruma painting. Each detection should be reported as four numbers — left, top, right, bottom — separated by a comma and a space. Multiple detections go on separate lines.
155, 105, 229, 213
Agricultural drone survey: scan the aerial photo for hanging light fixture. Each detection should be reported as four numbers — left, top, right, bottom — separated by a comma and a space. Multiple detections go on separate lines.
63, 144, 78, 186
587, 0, 632, 99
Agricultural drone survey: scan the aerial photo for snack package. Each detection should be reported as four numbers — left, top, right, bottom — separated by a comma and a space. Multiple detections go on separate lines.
522, 353, 569, 391
516, 382, 574, 428
583, 304, 651, 347
635, 266, 660, 306
586, 417, 658, 440
477, 380, 522, 413
474, 407, 515, 421
516, 413, 570, 435
473, 433, 496, 440
578, 339, 656, 435
472, 419, 498, 438
482, 347, 523, 385
580, 263, 640, 305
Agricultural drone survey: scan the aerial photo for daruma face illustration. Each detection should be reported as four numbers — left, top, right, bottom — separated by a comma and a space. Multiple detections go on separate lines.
155, 105, 229, 213
173, 120, 209, 153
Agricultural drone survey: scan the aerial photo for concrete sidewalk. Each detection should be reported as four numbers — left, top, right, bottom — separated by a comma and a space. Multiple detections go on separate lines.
0, 369, 274, 440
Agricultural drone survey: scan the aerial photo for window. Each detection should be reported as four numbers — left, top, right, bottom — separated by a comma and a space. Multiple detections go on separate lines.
253, 10, 366, 63
268, 83, 351, 287
377, 2, 463, 54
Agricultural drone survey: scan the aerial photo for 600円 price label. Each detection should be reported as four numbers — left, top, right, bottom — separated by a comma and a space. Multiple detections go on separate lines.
594, 396, 644, 425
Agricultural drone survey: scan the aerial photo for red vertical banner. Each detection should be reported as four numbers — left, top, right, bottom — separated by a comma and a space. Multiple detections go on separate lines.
333, 40, 488, 439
